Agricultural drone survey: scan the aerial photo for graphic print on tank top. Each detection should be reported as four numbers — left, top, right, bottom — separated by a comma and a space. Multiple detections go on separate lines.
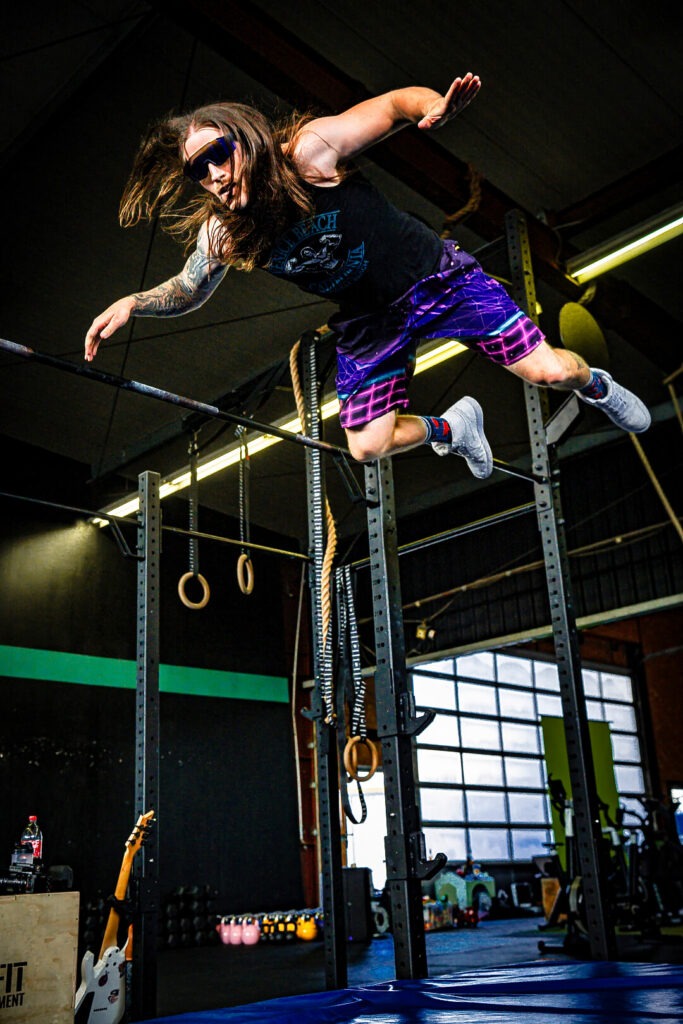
267, 209, 369, 297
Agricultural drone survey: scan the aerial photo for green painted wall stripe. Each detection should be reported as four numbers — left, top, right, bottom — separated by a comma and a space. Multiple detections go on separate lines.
0, 645, 288, 702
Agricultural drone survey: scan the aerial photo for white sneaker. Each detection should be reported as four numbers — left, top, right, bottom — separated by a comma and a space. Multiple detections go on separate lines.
576, 369, 651, 434
432, 396, 493, 479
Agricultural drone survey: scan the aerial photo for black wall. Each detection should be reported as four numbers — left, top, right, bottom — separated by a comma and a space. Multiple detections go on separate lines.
0, 441, 305, 914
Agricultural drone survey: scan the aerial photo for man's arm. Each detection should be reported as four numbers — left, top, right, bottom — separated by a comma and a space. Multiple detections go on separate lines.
84, 221, 228, 361
293, 73, 481, 176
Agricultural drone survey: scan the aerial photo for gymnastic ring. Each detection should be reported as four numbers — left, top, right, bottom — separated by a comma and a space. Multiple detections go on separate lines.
178, 571, 210, 610
237, 553, 255, 595
343, 736, 379, 783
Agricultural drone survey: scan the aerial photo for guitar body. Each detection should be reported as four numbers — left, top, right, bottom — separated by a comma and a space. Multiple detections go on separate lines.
74, 942, 127, 1024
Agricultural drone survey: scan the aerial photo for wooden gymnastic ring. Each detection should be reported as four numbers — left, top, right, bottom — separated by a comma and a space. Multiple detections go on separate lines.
343, 736, 378, 783
177, 571, 210, 610
237, 553, 255, 595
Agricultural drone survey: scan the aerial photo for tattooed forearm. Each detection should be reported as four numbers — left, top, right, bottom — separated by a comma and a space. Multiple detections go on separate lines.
131, 243, 228, 317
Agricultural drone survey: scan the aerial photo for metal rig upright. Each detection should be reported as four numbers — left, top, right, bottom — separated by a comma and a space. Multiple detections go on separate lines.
505, 209, 616, 959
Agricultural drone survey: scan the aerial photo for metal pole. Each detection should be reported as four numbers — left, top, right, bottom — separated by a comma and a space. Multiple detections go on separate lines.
0, 337, 347, 458
132, 471, 161, 1019
505, 210, 616, 960
365, 458, 446, 979
300, 331, 347, 989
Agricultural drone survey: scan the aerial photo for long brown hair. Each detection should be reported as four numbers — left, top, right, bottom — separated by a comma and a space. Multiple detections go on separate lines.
119, 103, 317, 270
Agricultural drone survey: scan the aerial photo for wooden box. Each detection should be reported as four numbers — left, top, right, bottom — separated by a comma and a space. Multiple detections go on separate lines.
0, 891, 79, 1024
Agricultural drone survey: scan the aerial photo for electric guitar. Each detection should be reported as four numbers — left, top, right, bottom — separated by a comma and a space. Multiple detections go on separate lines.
74, 810, 155, 1024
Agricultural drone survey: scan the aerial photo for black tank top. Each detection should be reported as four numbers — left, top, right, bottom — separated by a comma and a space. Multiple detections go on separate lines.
263, 174, 442, 316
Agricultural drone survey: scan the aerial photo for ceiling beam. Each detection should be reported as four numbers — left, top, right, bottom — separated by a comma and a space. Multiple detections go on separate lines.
548, 143, 683, 235
154, 0, 680, 373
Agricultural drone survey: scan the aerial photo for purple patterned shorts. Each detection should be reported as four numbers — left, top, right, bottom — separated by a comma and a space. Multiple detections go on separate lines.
336, 240, 545, 429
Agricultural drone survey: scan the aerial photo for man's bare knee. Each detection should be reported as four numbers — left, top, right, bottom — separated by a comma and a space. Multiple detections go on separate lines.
346, 433, 391, 462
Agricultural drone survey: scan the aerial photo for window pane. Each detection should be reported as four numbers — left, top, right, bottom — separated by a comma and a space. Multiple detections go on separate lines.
417, 712, 459, 747
582, 669, 601, 697
502, 722, 539, 753
620, 796, 647, 825
611, 734, 641, 763
537, 694, 562, 717
615, 765, 644, 793
601, 673, 632, 702
417, 748, 462, 784
419, 659, 455, 675
413, 674, 456, 710
456, 652, 495, 680
505, 757, 543, 788
458, 681, 497, 714
498, 687, 535, 719
511, 829, 551, 860
586, 700, 604, 721
466, 790, 506, 822
496, 655, 533, 687
461, 717, 500, 750
508, 793, 547, 823
468, 827, 509, 860
423, 827, 466, 861
604, 703, 637, 732
462, 753, 503, 786
535, 663, 560, 691
420, 787, 464, 821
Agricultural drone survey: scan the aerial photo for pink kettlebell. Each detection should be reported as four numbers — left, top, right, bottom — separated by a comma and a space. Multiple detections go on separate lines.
217, 916, 231, 944
228, 916, 243, 945
241, 916, 261, 945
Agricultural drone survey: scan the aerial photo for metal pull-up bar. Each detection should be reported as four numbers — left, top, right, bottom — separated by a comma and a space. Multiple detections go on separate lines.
0, 337, 348, 458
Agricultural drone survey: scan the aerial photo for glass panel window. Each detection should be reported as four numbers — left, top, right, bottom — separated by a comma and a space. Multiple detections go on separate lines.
462, 752, 503, 786
460, 717, 500, 750
456, 652, 495, 680
468, 828, 509, 860
604, 703, 637, 732
416, 748, 462, 784
498, 687, 535, 719
458, 681, 497, 715
502, 722, 539, 753
507, 793, 547, 823
416, 712, 459, 747
419, 659, 455, 675
615, 765, 645, 793
496, 655, 533, 687
423, 827, 466, 861
413, 674, 456, 710
586, 700, 604, 720
611, 733, 641, 764
536, 694, 562, 717
511, 829, 551, 860
582, 669, 601, 697
420, 787, 464, 822
413, 651, 644, 868
466, 790, 506, 822
505, 757, 543, 789
535, 662, 560, 691
601, 673, 632, 702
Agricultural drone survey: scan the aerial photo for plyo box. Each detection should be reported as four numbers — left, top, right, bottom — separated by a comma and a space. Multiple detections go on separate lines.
0, 891, 79, 1024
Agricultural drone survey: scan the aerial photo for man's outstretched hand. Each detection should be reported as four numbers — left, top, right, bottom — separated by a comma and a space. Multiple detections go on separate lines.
418, 72, 481, 131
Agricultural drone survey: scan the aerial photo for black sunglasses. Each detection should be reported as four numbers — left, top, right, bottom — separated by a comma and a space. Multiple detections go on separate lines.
183, 134, 237, 183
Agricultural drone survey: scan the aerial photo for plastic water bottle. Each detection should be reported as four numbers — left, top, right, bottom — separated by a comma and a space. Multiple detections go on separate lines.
20, 815, 43, 861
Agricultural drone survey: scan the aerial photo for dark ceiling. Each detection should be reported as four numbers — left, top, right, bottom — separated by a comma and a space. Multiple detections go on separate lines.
2, 0, 682, 545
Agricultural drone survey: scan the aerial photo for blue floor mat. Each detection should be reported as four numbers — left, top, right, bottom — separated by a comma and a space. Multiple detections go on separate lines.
147, 960, 683, 1023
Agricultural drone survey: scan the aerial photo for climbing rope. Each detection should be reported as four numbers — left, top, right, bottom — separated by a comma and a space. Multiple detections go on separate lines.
440, 163, 483, 238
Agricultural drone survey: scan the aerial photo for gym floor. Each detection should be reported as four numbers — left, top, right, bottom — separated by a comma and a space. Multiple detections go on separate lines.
155, 914, 683, 1018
